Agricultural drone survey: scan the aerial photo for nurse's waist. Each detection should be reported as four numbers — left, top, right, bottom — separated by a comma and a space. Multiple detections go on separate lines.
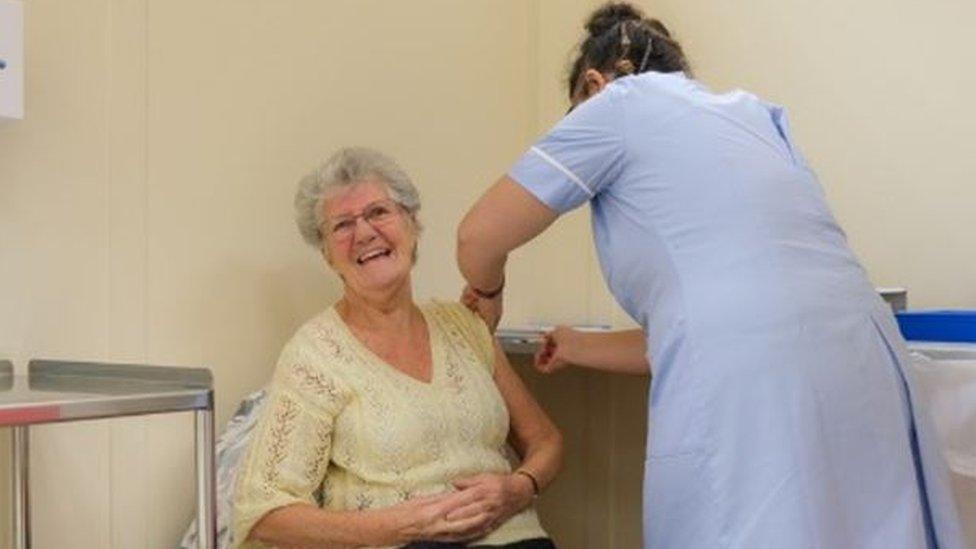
643, 294, 879, 351
685, 268, 874, 309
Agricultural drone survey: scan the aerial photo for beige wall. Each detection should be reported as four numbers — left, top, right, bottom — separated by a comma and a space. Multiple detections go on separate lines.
0, 1, 536, 546
2, 0, 974, 548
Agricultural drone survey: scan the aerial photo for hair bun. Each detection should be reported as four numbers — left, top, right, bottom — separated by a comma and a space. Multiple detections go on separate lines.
584, 2, 645, 37
647, 18, 674, 38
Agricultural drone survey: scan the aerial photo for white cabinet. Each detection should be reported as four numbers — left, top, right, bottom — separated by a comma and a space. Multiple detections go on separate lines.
0, 0, 24, 120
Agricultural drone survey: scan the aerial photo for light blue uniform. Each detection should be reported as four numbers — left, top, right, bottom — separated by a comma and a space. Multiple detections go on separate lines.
509, 72, 964, 548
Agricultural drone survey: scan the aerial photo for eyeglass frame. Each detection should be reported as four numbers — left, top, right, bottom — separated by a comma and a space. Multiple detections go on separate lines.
319, 198, 409, 242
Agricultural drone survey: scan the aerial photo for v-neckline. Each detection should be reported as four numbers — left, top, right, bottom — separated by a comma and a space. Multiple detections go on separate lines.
330, 304, 439, 387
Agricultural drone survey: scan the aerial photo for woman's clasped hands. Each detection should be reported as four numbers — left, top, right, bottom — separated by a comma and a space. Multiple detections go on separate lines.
390, 472, 535, 544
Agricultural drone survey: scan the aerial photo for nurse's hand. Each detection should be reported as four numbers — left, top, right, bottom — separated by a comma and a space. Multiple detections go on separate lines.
461, 285, 503, 333
537, 328, 650, 376
534, 326, 580, 374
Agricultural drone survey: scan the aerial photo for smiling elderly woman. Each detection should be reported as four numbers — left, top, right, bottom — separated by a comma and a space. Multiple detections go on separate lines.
232, 147, 563, 549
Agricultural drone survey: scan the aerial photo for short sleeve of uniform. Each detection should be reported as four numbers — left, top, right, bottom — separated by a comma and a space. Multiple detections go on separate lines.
509, 88, 625, 213
232, 333, 350, 548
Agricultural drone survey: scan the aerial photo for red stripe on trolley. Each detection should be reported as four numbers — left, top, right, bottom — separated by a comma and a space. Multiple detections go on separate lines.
0, 406, 61, 425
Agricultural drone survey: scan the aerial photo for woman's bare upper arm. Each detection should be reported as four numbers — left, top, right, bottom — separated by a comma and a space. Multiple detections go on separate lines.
490, 339, 558, 453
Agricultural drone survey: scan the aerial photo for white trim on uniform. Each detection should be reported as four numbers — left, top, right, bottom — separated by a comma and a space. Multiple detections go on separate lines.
529, 146, 594, 198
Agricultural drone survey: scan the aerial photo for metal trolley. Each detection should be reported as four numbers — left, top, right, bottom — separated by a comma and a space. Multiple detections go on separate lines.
0, 359, 216, 549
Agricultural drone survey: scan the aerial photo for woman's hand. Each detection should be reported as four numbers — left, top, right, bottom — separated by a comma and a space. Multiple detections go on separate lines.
442, 473, 535, 538
534, 326, 582, 374
383, 489, 501, 545
461, 285, 503, 333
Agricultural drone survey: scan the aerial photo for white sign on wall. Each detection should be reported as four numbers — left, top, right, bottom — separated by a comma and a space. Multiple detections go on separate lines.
0, 0, 24, 120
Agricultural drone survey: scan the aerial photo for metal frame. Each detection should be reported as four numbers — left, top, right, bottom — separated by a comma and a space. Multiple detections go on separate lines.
496, 328, 545, 355
1, 360, 216, 549
12, 425, 29, 549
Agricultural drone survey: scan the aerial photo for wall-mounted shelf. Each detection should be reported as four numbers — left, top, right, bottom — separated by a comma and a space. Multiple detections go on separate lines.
497, 328, 545, 355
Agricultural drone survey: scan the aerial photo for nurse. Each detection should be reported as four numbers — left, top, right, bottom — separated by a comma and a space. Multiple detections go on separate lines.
456, 2, 964, 548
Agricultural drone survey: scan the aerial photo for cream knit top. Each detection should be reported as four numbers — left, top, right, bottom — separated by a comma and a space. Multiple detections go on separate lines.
232, 301, 548, 548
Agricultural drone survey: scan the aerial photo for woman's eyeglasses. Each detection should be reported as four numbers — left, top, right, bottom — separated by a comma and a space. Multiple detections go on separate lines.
323, 199, 403, 241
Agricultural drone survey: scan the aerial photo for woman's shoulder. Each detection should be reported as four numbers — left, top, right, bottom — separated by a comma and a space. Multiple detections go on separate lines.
422, 299, 495, 368
273, 307, 352, 385
422, 298, 463, 316
422, 299, 486, 331
280, 308, 340, 352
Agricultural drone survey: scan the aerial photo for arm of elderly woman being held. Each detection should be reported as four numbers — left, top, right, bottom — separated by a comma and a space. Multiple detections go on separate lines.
446, 340, 564, 527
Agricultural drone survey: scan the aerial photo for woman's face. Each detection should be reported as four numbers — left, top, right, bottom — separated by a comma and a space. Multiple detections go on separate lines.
320, 180, 417, 298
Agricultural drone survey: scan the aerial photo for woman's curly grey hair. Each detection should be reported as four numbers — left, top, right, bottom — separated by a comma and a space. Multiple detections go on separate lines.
295, 147, 422, 248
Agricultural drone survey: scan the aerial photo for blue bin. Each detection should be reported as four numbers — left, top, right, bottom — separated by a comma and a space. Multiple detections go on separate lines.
895, 310, 976, 343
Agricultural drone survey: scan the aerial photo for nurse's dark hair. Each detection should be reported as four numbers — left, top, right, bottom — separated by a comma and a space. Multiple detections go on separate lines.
567, 2, 691, 99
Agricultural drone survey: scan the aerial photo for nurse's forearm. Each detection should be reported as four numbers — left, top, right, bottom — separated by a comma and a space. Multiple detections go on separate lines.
456, 196, 511, 294
456, 232, 507, 296
457, 177, 559, 292
571, 329, 650, 375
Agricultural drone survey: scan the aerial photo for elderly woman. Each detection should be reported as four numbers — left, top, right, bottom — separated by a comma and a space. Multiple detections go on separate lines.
233, 147, 562, 549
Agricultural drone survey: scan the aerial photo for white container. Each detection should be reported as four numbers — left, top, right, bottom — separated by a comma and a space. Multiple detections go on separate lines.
0, 0, 24, 120
908, 342, 976, 547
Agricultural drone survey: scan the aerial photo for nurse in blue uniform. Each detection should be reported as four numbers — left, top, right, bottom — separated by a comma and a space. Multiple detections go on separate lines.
456, 3, 964, 548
